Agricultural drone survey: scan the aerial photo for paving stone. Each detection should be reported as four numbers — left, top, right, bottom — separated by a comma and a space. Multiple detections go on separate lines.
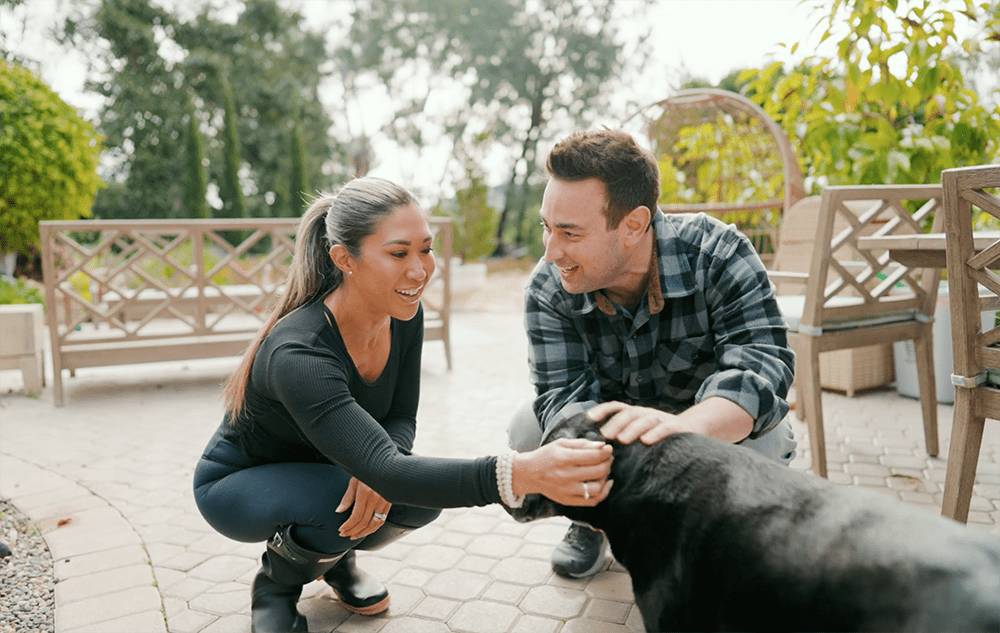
411, 596, 461, 620
457, 554, 497, 574
52, 543, 149, 578
585, 571, 633, 602
379, 617, 450, 633
509, 615, 561, 633
481, 581, 527, 605
166, 606, 218, 633
162, 575, 217, 601
188, 581, 251, 615
54, 562, 155, 604
424, 569, 490, 600
188, 554, 258, 582
520, 585, 588, 619
404, 544, 466, 571
198, 613, 252, 633
381, 583, 426, 617
335, 612, 391, 632
45, 525, 144, 561
465, 534, 523, 558
448, 600, 521, 633
490, 557, 552, 585
392, 566, 435, 588
562, 618, 632, 633
65, 610, 167, 633
298, 595, 352, 631
56, 585, 162, 631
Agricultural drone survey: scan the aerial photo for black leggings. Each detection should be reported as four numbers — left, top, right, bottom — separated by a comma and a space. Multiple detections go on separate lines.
193, 429, 441, 554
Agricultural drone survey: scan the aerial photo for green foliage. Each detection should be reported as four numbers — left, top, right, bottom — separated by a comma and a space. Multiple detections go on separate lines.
183, 100, 210, 219
342, 0, 642, 248
60, 0, 342, 221
0, 277, 45, 306
740, 0, 1000, 189
429, 135, 499, 262
219, 78, 246, 220
0, 60, 103, 254
452, 175, 499, 263
655, 115, 783, 230
288, 112, 309, 217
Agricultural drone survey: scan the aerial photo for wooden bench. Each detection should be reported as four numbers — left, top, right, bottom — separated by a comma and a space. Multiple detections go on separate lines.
40, 218, 452, 405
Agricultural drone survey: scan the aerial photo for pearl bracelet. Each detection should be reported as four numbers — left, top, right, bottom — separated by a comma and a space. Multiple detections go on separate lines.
495, 452, 525, 509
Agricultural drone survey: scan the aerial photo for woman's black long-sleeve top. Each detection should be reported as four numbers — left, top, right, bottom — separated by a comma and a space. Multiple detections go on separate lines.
216, 300, 501, 508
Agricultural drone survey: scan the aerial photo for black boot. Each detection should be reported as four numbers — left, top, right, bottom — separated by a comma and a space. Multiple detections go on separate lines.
322, 522, 412, 615
252, 526, 344, 633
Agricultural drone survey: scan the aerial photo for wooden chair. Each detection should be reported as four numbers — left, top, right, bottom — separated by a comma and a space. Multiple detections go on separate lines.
628, 88, 806, 263
772, 185, 944, 478
941, 164, 1000, 522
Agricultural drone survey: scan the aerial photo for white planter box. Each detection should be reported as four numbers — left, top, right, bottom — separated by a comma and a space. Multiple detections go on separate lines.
0, 303, 45, 393
893, 283, 998, 405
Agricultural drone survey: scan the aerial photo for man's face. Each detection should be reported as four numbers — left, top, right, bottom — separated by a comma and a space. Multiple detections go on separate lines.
539, 177, 627, 295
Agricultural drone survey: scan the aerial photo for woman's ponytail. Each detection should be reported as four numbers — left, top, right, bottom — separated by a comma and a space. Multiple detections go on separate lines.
222, 194, 342, 424
221, 177, 416, 425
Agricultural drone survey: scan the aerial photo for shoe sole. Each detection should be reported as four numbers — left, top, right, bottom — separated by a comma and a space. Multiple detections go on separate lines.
332, 591, 390, 616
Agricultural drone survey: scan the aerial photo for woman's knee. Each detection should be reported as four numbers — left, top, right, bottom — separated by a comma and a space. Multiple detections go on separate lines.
388, 504, 441, 529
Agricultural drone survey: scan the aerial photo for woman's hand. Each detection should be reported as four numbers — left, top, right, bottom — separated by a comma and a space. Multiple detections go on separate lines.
336, 477, 392, 540
512, 438, 614, 507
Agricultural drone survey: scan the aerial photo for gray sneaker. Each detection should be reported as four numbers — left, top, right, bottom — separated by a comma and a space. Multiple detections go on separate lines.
551, 523, 607, 578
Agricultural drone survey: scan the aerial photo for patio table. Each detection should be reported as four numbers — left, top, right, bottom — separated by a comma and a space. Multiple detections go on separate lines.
857, 232, 1000, 267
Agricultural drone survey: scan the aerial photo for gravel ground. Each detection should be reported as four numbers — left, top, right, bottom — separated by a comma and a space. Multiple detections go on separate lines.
0, 497, 56, 633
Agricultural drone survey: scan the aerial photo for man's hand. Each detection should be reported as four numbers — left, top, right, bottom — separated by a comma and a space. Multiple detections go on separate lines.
588, 401, 686, 445
336, 477, 392, 540
589, 398, 754, 445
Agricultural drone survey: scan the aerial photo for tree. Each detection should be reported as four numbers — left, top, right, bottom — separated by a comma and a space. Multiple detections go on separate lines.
340, 0, 646, 251
288, 109, 309, 217
0, 60, 103, 256
183, 99, 210, 218
740, 0, 1000, 189
219, 76, 246, 220
58, 0, 344, 220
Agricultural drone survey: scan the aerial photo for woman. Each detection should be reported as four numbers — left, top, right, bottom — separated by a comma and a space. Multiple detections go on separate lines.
193, 177, 613, 633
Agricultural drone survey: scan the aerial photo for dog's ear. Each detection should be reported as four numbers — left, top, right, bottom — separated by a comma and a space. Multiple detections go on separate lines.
502, 493, 562, 523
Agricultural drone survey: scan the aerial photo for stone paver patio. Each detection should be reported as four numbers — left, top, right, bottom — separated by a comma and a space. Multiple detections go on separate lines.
1, 270, 997, 633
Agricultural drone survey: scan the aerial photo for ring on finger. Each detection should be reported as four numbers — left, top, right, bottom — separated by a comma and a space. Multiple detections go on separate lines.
372, 512, 387, 522
582, 481, 590, 500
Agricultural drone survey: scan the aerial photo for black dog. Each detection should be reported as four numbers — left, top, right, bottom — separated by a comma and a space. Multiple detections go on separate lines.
507, 412, 1000, 632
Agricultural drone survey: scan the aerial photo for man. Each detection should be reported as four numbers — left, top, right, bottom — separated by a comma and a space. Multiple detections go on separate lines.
509, 128, 797, 578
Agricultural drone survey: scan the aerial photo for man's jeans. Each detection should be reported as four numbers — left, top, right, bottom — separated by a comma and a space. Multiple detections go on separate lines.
507, 400, 798, 466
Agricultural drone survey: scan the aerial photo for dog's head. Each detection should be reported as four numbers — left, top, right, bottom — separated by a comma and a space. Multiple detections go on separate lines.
505, 411, 609, 523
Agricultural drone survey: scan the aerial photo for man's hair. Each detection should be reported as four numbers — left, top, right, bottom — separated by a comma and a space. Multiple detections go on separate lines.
545, 128, 660, 229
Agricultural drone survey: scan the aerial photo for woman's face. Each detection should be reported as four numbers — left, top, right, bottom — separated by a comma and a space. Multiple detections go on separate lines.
351, 202, 436, 321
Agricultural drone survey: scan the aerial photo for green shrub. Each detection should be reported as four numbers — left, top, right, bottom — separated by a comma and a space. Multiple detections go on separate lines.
0, 61, 103, 255
0, 278, 45, 306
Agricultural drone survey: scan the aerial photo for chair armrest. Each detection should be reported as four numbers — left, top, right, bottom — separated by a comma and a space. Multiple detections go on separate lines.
766, 271, 809, 284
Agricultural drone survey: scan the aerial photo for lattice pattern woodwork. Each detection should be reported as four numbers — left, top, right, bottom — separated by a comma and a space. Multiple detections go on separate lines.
40, 220, 297, 343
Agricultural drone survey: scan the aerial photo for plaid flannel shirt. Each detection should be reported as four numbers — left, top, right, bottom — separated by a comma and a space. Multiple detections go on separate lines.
525, 211, 794, 440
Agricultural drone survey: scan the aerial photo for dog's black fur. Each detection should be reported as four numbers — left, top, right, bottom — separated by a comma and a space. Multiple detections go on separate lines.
508, 412, 1000, 632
